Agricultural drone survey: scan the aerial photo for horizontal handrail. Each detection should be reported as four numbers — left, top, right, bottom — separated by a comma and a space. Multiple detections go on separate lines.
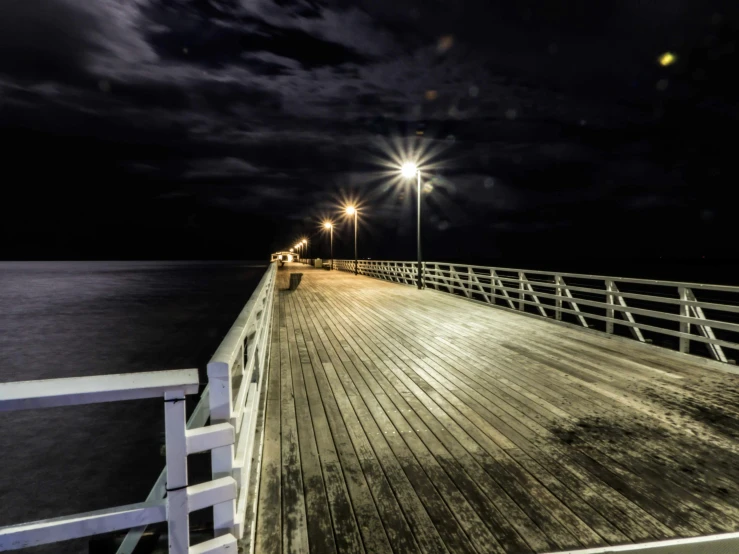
0, 369, 199, 412
426, 261, 739, 293
2, 263, 279, 554
207, 261, 277, 540
210, 264, 275, 368
335, 259, 739, 364
0, 501, 167, 551
120, 261, 277, 552
422, 273, 739, 333
0, 367, 228, 554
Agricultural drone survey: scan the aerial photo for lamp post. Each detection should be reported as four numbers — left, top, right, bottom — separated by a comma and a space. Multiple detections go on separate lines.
323, 222, 333, 270
302, 239, 308, 264
294, 243, 302, 263
345, 206, 358, 275
401, 162, 423, 289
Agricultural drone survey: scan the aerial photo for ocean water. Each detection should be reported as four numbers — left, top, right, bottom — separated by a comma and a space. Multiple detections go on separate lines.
0, 261, 268, 553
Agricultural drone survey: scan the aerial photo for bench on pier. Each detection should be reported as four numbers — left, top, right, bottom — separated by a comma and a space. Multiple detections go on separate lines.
289, 272, 303, 290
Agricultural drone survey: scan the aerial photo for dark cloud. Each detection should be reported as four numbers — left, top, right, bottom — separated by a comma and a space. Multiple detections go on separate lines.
1, 0, 738, 260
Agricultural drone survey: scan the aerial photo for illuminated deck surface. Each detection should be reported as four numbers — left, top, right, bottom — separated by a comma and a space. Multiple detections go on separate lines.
252, 264, 739, 554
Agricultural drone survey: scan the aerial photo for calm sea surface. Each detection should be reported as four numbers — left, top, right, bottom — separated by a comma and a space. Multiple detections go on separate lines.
0, 261, 267, 553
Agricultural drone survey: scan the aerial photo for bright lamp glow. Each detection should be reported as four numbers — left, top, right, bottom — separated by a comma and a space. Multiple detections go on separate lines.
401, 162, 418, 178
345, 206, 356, 215
295, 243, 300, 249
302, 239, 307, 244
323, 222, 332, 229
658, 52, 676, 67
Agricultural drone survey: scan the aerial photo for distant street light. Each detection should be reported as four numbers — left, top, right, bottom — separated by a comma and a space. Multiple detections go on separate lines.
323, 221, 334, 270
345, 206, 358, 275
302, 239, 308, 263
401, 162, 423, 290
295, 242, 302, 262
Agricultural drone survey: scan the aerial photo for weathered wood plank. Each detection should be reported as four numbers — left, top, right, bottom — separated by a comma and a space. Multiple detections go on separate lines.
283, 293, 337, 554
286, 293, 367, 554
358, 291, 739, 532
278, 293, 310, 554
317, 310, 506, 554
327, 289, 591, 551
292, 292, 428, 553
254, 295, 283, 554
304, 290, 546, 553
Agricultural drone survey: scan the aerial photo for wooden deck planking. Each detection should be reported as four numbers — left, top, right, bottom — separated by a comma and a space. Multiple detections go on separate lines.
254, 265, 739, 554
348, 285, 739, 535
352, 288, 736, 532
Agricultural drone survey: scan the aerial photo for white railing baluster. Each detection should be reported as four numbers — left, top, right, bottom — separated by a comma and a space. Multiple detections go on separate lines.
557, 275, 589, 328
609, 281, 645, 342
518, 272, 525, 311
164, 390, 189, 554
453, 267, 470, 298
679, 286, 690, 353
685, 288, 728, 362
555, 273, 563, 320
492, 270, 516, 309
606, 280, 615, 334
207, 359, 236, 532
521, 273, 547, 317
469, 269, 491, 303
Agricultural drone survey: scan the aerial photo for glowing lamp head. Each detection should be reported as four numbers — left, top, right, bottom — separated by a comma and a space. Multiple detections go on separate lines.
345, 206, 356, 215
401, 162, 418, 179
295, 243, 300, 249
302, 239, 307, 244
323, 222, 332, 229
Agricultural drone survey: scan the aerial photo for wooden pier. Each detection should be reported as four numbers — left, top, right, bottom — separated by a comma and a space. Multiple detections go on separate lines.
254, 264, 739, 554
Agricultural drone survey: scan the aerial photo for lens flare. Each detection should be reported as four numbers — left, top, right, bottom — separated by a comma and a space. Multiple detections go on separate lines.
401, 162, 418, 178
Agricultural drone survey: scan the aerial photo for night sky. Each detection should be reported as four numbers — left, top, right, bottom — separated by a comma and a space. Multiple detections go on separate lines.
1, 1, 737, 267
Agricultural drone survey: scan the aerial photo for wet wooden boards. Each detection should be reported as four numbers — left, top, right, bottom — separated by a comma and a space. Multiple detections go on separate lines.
253, 265, 739, 554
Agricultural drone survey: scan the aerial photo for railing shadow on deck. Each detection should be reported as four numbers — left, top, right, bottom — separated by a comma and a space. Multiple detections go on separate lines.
333, 259, 739, 368
0, 262, 277, 554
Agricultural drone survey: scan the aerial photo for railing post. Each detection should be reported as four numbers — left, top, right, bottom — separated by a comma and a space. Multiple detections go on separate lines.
605, 280, 615, 334
207, 361, 236, 537
679, 286, 690, 353
518, 272, 525, 311
164, 390, 189, 554
554, 274, 563, 321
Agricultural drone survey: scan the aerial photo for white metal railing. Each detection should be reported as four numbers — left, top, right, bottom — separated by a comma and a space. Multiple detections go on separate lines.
0, 369, 238, 554
335, 259, 739, 363
206, 262, 276, 543
0, 262, 278, 554
119, 261, 277, 553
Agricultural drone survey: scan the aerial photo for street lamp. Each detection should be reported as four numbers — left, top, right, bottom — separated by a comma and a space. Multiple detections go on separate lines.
323, 221, 334, 270
345, 206, 358, 275
294, 243, 301, 262
401, 162, 423, 290
302, 239, 308, 264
